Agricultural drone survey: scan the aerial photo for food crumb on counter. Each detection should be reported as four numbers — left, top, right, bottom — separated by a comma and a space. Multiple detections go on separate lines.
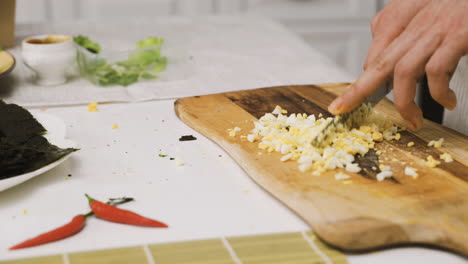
440, 153, 453, 163
407, 142, 415, 147
175, 157, 184, 166
179, 135, 197, 141
23, 210, 27, 215
112, 124, 119, 129
243, 190, 250, 194
87, 102, 98, 112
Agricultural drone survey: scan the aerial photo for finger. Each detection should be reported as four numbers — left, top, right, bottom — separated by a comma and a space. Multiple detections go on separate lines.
330, 25, 424, 115
364, 0, 430, 69
425, 40, 465, 110
393, 32, 442, 130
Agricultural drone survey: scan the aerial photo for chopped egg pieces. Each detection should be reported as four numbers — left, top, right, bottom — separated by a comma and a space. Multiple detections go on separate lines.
426, 155, 441, 168
242, 105, 399, 177
428, 138, 444, 148
335, 172, 351, 181
87, 102, 98, 112
440, 153, 453, 163
404, 166, 418, 179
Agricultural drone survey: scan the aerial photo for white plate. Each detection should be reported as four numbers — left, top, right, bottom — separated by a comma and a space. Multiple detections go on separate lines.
0, 112, 77, 192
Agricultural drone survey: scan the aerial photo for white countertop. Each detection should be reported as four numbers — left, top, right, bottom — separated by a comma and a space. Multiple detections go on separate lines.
0, 16, 467, 264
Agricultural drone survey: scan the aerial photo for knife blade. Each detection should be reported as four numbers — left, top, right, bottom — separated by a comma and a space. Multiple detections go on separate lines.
311, 81, 393, 148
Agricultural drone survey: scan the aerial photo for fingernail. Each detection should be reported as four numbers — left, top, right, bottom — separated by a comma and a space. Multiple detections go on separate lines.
328, 97, 344, 114
446, 89, 457, 110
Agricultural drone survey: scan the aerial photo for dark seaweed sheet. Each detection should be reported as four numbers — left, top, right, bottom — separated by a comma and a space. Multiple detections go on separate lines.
0, 101, 78, 180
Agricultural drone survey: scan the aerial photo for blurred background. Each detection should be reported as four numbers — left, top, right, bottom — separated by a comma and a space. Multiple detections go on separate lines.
14, 0, 388, 79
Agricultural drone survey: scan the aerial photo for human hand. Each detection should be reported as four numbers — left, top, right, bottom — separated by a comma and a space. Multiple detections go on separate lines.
328, 0, 468, 131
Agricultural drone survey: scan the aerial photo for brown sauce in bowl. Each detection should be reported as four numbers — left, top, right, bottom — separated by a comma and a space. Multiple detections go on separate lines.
26, 35, 71, 45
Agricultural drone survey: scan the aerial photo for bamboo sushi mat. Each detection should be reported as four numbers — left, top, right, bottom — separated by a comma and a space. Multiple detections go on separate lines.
0, 231, 348, 264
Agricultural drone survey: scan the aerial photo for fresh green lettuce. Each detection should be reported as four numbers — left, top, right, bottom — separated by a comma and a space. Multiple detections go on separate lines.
74, 36, 167, 87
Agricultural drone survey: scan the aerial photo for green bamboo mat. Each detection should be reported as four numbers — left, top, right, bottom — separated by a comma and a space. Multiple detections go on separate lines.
1, 231, 348, 264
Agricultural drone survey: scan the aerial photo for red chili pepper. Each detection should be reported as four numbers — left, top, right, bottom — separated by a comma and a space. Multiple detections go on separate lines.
86, 194, 168, 228
9, 197, 134, 250
9, 215, 85, 250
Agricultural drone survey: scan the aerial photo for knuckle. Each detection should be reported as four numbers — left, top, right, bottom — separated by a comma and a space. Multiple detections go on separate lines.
425, 62, 443, 76
372, 56, 392, 73
394, 62, 413, 79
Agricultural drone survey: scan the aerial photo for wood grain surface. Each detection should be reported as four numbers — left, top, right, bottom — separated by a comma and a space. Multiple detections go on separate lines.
175, 83, 468, 256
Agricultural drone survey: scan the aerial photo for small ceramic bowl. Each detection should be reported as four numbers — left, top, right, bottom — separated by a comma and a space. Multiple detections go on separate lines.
21, 34, 75, 86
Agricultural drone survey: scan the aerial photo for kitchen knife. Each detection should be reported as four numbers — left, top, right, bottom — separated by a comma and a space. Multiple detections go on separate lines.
311, 81, 393, 148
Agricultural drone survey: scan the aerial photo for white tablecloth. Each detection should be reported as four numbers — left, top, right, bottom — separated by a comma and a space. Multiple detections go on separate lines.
3, 16, 353, 107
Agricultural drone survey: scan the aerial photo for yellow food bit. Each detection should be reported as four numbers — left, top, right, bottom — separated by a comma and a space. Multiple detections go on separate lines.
342, 180, 353, 185
395, 133, 401, 140
23, 209, 27, 215
404, 166, 418, 179
87, 102, 98, 112
228, 130, 237, 137
407, 142, 415, 147
372, 132, 383, 142
359, 125, 372, 133
243, 190, 250, 194
426, 155, 441, 168
440, 153, 453, 163
246, 105, 399, 178
428, 138, 444, 148
111, 124, 119, 129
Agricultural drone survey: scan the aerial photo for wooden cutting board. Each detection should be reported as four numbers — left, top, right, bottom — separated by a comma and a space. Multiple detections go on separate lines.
175, 83, 468, 256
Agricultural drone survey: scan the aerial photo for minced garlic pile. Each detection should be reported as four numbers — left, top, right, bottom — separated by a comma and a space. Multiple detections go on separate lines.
238, 105, 453, 181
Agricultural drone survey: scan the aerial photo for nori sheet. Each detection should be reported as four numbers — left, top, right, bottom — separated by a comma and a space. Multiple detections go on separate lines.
0, 100, 78, 180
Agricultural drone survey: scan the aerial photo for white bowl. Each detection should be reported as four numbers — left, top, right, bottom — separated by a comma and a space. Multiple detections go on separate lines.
21, 34, 76, 86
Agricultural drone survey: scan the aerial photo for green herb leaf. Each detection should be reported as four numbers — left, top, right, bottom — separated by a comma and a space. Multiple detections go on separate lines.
158, 154, 168, 158
73, 35, 101, 54
136, 37, 164, 49
75, 35, 168, 87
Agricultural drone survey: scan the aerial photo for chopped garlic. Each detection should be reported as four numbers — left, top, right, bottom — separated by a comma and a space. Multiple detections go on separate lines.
426, 155, 440, 168
228, 130, 237, 137
407, 142, 415, 147
335, 172, 351, 180
233, 126, 241, 132
440, 153, 453, 163
404, 166, 418, 179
